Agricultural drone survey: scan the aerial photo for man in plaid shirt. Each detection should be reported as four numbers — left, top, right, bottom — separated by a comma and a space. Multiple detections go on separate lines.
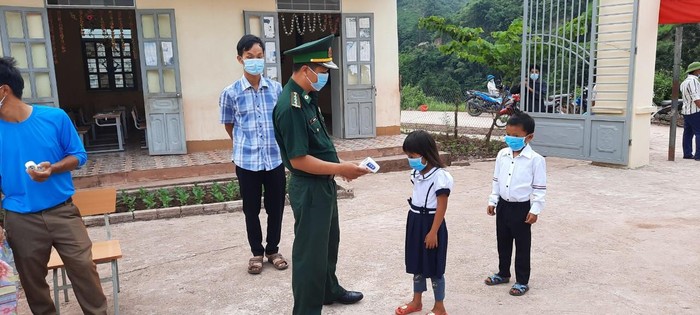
219, 35, 288, 274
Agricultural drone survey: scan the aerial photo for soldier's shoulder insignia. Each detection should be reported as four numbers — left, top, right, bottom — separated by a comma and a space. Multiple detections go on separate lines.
291, 92, 301, 108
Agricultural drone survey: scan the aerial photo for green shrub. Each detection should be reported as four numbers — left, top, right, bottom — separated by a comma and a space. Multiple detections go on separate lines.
157, 189, 173, 208
138, 188, 148, 201
192, 184, 205, 205
119, 191, 137, 212
653, 70, 673, 105
225, 181, 240, 200
210, 182, 226, 203
142, 192, 158, 209
174, 187, 190, 205
400, 84, 431, 110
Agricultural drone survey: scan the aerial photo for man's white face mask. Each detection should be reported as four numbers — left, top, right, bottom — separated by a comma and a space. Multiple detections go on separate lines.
0, 85, 7, 110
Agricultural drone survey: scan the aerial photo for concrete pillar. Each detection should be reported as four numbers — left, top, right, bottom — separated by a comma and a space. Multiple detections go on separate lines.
627, 0, 661, 167
595, 0, 659, 168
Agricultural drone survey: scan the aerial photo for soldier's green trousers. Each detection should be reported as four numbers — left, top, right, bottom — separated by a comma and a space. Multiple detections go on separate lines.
288, 174, 346, 315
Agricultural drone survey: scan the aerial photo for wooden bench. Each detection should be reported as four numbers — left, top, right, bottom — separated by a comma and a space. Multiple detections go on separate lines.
47, 187, 122, 315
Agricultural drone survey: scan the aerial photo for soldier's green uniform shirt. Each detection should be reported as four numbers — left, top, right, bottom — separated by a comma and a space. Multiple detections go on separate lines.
273, 78, 339, 171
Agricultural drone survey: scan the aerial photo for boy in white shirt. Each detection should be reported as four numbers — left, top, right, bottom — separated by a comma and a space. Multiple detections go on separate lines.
483, 113, 546, 296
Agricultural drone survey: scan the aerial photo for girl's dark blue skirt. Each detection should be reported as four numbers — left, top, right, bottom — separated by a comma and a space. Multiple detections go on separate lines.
405, 211, 448, 277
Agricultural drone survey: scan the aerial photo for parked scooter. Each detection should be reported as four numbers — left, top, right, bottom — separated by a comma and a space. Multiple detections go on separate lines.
465, 90, 506, 117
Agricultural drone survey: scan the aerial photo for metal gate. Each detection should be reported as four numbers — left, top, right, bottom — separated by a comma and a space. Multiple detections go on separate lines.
521, 0, 639, 165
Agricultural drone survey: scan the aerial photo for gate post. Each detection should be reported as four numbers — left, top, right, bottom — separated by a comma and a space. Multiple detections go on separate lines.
626, 0, 661, 168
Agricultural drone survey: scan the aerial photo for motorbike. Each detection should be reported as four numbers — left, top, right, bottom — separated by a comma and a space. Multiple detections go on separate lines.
465, 90, 506, 117
498, 93, 522, 126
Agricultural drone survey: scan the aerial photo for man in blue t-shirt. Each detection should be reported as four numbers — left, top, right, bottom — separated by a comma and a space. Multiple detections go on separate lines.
0, 57, 107, 314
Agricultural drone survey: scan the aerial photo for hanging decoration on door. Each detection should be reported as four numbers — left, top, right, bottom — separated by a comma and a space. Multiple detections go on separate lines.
117, 10, 125, 52
128, 13, 138, 60
57, 10, 66, 53
281, 13, 340, 37
49, 11, 58, 64
108, 11, 117, 52
100, 14, 107, 46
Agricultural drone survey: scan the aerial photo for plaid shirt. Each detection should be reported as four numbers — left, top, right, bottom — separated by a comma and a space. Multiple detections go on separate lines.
219, 76, 283, 171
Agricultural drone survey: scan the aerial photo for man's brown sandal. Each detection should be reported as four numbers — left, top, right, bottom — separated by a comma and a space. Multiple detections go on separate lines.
266, 253, 289, 270
248, 256, 263, 274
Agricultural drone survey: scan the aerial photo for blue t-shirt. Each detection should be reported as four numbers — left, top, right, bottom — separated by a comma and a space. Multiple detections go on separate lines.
0, 105, 87, 213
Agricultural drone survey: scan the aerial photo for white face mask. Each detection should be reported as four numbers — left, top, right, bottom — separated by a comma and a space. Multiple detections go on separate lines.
0, 85, 6, 110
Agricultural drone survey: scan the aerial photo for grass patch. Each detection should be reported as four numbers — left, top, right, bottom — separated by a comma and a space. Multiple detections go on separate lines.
424, 101, 466, 112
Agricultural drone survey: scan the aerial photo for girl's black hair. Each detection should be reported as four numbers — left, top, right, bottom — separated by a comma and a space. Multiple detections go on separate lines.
402, 130, 446, 168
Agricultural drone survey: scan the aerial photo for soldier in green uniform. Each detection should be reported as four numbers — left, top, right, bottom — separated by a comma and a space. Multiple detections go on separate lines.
273, 35, 370, 315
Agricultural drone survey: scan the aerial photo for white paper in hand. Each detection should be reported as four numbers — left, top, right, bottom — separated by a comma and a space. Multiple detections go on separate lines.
359, 157, 380, 173
25, 161, 37, 171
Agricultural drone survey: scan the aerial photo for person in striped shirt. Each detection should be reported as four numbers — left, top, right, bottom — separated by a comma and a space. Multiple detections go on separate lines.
680, 62, 700, 160
219, 35, 288, 274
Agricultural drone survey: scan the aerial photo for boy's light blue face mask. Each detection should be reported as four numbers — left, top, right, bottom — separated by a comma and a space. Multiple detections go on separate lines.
504, 135, 530, 151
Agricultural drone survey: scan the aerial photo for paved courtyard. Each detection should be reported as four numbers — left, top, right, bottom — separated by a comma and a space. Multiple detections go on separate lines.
18, 125, 700, 314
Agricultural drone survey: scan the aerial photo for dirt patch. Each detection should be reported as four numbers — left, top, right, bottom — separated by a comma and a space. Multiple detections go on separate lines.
635, 223, 663, 229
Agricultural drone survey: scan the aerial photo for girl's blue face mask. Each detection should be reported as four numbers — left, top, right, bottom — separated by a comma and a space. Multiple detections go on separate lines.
504, 135, 528, 151
407, 156, 427, 171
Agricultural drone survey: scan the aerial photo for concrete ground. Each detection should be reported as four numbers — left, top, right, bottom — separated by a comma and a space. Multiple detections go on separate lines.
17, 124, 700, 314
402, 110, 497, 129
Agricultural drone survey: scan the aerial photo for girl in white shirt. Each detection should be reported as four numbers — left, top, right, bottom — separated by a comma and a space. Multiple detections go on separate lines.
396, 130, 453, 315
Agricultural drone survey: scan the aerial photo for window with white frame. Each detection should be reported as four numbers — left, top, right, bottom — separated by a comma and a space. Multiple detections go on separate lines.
277, 0, 341, 11
46, 0, 135, 7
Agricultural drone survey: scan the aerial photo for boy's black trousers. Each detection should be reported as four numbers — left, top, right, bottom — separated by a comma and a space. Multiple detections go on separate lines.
496, 197, 532, 285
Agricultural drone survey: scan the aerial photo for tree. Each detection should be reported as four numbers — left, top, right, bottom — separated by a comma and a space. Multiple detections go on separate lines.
419, 17, 524, 87
418, 17, 525, 142
453, 0, 523, 33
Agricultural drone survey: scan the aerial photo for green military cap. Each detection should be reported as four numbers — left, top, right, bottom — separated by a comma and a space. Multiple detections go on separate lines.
284, 34, 338, 69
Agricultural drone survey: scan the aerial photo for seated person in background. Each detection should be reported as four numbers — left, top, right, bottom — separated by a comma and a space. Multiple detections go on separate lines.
487, 75, 500, 96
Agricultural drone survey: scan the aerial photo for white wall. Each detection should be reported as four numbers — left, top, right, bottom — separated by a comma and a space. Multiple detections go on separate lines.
0, 0, 43, 7
137, 0, 277, 142
343, 0, 401, 130
6, 0, 402, 142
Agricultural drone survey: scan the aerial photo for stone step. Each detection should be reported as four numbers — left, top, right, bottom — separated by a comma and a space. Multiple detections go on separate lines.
74, 150, 451, 190
337, 145, 404, 161
74, 162, 235, 190
74, 146, 406, 190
